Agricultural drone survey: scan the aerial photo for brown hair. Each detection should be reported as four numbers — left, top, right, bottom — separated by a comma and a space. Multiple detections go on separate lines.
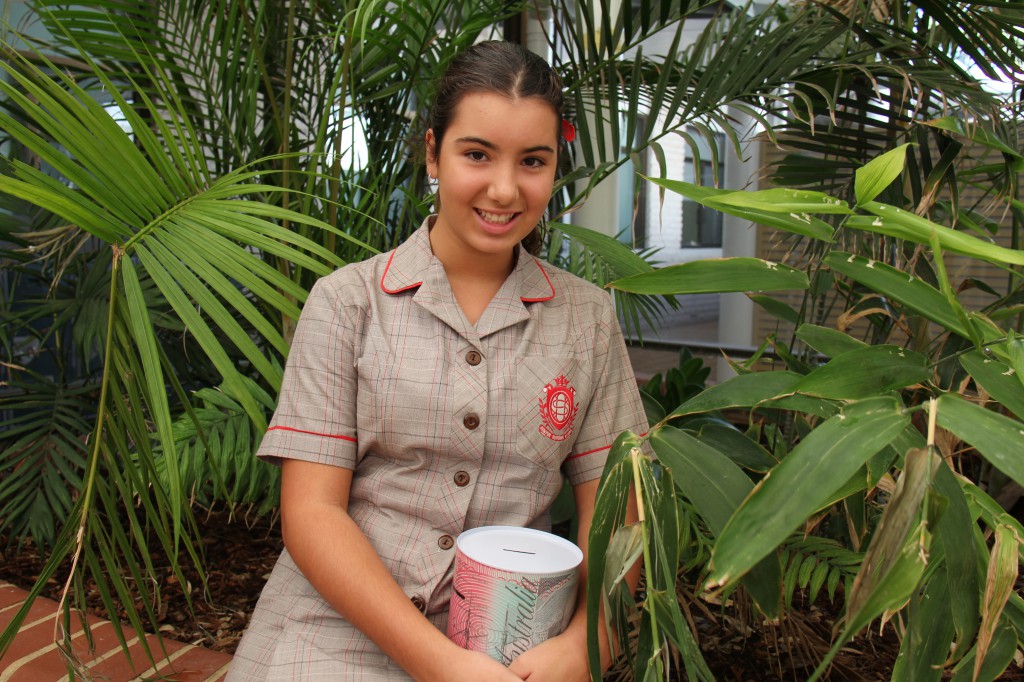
428, 41, 564, 255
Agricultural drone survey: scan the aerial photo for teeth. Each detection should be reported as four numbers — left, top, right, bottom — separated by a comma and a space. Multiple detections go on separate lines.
478, 210, 515, 224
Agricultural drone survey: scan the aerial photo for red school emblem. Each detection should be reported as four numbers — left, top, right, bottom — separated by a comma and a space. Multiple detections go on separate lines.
539, 375, 579, 442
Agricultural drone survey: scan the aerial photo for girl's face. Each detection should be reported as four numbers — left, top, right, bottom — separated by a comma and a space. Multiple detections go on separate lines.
426, 92, 558, 266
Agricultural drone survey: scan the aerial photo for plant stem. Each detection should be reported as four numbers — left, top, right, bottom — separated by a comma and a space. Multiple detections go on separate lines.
55, 244, 122, 627
630, 446, 662, 667
927, 396, 937, 447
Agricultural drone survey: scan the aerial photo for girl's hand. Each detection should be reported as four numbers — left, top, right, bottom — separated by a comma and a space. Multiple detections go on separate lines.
506, 633, 589, 682
447, 648, 526, 682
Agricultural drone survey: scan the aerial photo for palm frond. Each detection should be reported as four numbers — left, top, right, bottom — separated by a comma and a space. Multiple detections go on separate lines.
0, 372, 92, 548
155, 380, 280, 514
0, 21, 354, 658
781, 534, 863, 608
549, 221, 678, 339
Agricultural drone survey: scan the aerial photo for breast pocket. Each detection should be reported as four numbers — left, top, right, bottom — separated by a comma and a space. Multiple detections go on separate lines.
516, 356, 587, 470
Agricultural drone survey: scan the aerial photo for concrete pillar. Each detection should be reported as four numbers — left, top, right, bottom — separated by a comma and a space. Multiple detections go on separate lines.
571, 166, 624, 237
716, 105, 761, 379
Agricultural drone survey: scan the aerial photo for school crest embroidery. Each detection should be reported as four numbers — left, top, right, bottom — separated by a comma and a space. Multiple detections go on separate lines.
539, 375, 578, 442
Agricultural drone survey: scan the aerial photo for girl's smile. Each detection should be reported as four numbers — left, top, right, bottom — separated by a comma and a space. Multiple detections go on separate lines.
476, 209, 518, 226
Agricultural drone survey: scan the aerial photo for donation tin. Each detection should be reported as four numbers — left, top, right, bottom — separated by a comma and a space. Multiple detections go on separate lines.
446, 525, 583, 664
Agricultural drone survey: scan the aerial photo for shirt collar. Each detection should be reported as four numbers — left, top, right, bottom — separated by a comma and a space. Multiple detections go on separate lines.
379, 217, 556, 303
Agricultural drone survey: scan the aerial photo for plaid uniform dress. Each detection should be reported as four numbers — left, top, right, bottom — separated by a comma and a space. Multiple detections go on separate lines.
228, 219, 646, 680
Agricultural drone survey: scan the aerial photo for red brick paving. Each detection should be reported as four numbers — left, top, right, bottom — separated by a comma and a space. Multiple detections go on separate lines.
0, 582, 231, 681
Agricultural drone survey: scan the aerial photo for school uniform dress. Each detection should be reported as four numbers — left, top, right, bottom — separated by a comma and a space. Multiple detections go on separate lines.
228, 218, 646, 680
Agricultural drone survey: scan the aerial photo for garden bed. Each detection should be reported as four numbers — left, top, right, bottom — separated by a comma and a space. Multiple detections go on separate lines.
1, 511, 1017, 680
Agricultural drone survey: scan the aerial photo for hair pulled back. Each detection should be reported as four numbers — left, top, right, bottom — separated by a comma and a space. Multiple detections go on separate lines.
428, 41, 564, 254
429, 40, 564, 151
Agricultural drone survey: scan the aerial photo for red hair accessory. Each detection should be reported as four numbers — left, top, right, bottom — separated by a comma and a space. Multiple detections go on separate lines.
561, 119, 576, 143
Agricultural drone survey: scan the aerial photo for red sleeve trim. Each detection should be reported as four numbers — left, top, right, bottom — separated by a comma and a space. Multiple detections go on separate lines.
380, 249, 422, 294
266, 425, 357, 443
520, 257, 556, 302
566, 444, 609, 460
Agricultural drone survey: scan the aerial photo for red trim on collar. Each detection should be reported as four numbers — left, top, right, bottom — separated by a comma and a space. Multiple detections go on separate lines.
381, 248, 554, 300
520, 257, 556, 302
267, 425, 357, 443
380, 249, 422, 295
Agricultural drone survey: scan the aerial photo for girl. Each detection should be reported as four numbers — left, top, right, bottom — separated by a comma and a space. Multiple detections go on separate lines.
228, 40, 645, 681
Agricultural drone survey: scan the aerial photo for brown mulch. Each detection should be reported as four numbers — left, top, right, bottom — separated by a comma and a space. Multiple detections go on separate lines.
0, 509, 282, 653
0, 512, 1020, 680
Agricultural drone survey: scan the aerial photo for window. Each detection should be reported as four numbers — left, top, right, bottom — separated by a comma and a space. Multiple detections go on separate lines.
680, 129, 724, 248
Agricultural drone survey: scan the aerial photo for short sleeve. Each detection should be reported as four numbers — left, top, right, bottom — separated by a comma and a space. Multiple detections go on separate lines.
562, 296, 646, 486
257, 275, 362, 469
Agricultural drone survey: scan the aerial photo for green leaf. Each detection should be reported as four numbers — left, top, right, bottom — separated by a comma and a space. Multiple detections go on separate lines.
134, 243, 266, 429
814, 447, 939, 682
851, 202, 1024, 267
603, 523, 644, 596
961, 350, 1024, 422
690, 422, 777, 473
651, 428, 751, 536
855, 144, 910, 205
949, 619, 1019, 682
640, 391, 667, 426
963, 483, 1024, 566
791, 345, 931, 400
645, 176, 835, 241
647, 588, 712, 681
749, 294, 800, 324
891, 566, 955, 682
607, 258, 809, 295
0, 175, 125, 243
546, 221, 675, 337
669, 371, 804, 418
928, 230, 981, 348
711, 187, 853, 214
649, 464, 683, 587
932, 462, 981, 648
817, 537, 926, 680
120, 259, 181, 540
549, 221, 653, 277
708, 397, 909, 588
926, 117, 1023, 159
825, 252, 972, 338
636, 460, 708, 675
937, 394, 1024, 488
762, 394, 840, 419
795, 323, 867, 357
974, 524, 1020, 681
816, 467, 870, 511
587, 431, 644, 682
652, 426, 781, 616
156, 226, 290, 356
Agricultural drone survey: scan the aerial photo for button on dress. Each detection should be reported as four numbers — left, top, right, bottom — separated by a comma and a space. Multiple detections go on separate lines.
228, 219, 647, 680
